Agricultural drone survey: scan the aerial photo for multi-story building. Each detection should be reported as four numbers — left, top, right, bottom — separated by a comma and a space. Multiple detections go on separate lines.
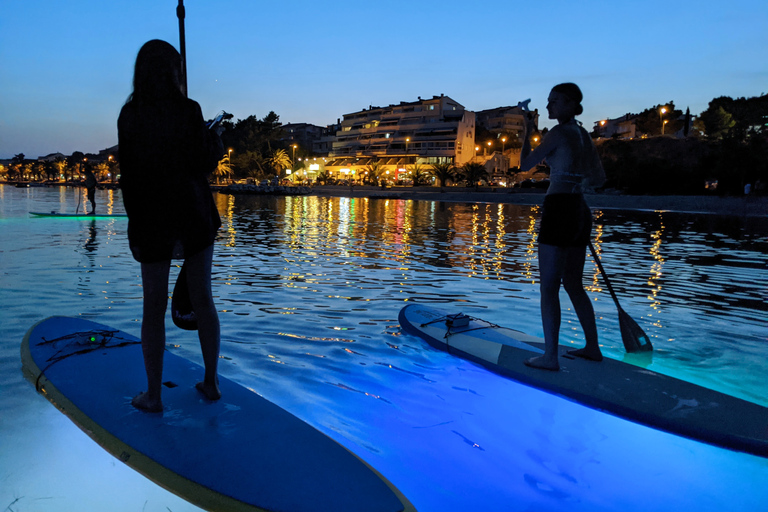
323, 94, 476, 183
281, 123, 325, 154
310, 122, 341, 157
593, 113, 639, 139
475, 105, 537, 145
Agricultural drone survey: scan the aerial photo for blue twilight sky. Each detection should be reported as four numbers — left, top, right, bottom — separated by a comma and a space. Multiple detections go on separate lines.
1, 0, 766, 159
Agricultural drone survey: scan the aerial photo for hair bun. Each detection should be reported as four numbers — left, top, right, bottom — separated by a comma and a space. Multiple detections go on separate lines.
552, 82, 584, 116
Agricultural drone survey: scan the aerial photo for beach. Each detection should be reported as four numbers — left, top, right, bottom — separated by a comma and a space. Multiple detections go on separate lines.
308, 185, 768, 217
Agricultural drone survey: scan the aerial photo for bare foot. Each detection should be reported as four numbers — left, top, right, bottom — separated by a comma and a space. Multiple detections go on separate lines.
131, 391, 163, 413
196, 381, 222, 401
524, 355, 560, 371
567, 347, 603, 362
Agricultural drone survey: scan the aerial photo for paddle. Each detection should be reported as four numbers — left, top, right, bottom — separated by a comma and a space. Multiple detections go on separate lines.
588, 242, 653, 353
169, 1, 196, 330
172, 263, 198, 330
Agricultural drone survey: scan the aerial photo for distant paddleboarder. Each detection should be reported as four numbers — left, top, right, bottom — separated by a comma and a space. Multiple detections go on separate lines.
84, 166, 97, 214
519, 83, 606, 371
118, 39, 224, 411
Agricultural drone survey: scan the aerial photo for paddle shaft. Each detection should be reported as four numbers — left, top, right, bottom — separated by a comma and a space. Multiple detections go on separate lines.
587, 242, 623, 311
177, 1, 187, 97
588, 241, 653, 352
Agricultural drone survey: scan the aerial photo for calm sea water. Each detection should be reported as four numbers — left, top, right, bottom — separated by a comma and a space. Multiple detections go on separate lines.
1, 185, 766, 512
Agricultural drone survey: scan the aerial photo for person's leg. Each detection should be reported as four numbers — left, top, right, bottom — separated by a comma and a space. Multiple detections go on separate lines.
88, 188, 96, 214
525, 243, 565, 371
562, 246, 603, 361
133, 259, 171, 412
184, 245, 221, 400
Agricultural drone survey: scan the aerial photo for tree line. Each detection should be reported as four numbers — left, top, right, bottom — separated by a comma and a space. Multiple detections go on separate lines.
594, 94, 767, 141
595, 94, 768, 195
2, 151, 118, 184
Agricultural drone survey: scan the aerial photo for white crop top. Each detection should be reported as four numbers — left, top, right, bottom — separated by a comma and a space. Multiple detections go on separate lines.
544, 120, 605, 195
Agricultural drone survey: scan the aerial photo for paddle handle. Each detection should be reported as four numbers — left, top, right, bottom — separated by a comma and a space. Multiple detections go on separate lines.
177, 1, 187, 97
588, 241, 622, 310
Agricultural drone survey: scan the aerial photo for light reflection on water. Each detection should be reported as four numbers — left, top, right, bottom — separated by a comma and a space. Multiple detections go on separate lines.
1, 185, 767, 512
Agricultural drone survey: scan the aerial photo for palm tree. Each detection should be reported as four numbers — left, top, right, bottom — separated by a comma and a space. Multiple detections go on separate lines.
429, 162, 455, 190
407, 163, 431, 186
363, 160, 385, 185
213, 156, 232, 184
49, 157, 67, 181
66, 151, 85, 182
234, 150, 268, 180
8, 163, 22, 181
316, 170, 331, 185
461, 162, 490, 190
31, 162, 45, 182
269, 149, 291, 180
93, 162, 110, 182
22, 162, 34, 181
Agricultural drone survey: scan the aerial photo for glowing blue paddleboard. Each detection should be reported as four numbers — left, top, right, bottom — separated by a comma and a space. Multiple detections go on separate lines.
399, 303, 768, 458
22, 316, 415, 512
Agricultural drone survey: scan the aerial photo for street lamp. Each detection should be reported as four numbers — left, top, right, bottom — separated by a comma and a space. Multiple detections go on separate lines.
292, 144, 297, 162
486, 141, 492, 156
226, 149, 233, 183
501, 137, 507, 154
659, 107, 667, 135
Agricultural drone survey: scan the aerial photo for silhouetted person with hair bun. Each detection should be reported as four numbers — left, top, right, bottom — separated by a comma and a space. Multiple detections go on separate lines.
118, 39, 223, 411
519, 83, 606, 371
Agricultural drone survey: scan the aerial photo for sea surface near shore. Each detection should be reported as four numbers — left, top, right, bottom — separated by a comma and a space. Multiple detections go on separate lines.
308, 185, 768, 217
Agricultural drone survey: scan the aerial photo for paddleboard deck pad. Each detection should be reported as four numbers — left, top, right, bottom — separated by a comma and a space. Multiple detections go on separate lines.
30, 211, 127, 218
399, 304, 768, 458
22, 316, 415, 512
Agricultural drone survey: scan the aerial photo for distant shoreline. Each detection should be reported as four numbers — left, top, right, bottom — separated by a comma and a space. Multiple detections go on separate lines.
308, 185, 768, 218
4, 181, 765, 218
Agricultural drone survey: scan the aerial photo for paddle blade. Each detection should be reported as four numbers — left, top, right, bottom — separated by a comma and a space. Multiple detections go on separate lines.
618, 308, 653, 353
171, 264, 198, 331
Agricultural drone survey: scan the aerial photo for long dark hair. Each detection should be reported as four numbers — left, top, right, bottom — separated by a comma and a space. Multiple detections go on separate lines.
127, 39, 184, 104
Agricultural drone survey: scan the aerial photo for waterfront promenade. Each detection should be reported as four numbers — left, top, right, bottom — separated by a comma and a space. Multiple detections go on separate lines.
309, 185, 768, 217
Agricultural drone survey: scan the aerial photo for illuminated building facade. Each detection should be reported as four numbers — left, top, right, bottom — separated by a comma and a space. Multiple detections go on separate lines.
324, 94, 476, 183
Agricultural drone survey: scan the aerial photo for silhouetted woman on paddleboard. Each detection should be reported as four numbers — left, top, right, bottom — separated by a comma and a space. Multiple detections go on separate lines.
119, 39, 223, 411
519, 83, 606, 371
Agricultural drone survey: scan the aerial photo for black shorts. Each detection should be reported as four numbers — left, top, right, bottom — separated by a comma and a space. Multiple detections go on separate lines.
538, 194, 592, 247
